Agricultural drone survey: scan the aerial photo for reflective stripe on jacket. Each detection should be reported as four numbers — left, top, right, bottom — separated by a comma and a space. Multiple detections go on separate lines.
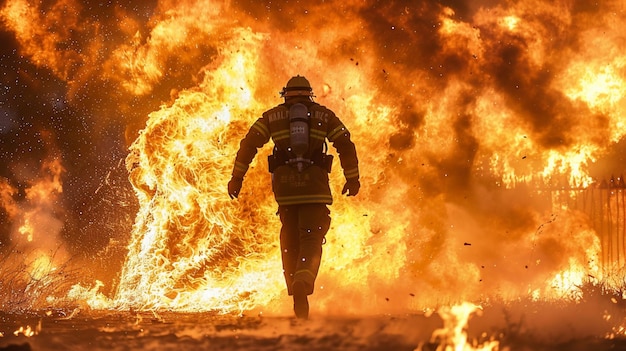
232, 97, 359, 205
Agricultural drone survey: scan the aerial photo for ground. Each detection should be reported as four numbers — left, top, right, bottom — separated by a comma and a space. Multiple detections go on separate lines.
1, 304, 626, 351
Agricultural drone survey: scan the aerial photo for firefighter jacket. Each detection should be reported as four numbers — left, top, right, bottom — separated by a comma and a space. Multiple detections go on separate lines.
232, 97, 359, 206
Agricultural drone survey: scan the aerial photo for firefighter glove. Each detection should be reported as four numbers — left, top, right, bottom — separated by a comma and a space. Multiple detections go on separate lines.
228, 177, 243, 199
342, 179, 360, 196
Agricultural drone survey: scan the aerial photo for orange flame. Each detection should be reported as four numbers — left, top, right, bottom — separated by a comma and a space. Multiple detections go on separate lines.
424, 302, 500, 351
2, 0, 625, 314
13, 322, 40, 337
4, 157, 67, 278
114, 31, 284, 312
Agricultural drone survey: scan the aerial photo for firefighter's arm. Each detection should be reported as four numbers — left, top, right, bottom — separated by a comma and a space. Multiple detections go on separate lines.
328, 119, 360, 196
228, 118, 271, 199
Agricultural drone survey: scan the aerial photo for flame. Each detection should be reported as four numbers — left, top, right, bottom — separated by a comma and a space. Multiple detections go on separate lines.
424, 302, 500, 351
0, 137, 69, 308
114, 30, 284, 312
0, 178, 19, 218
2, 0, 626, 316
13, 324, 39, 338
27, 253, 55, 281
0, 0, 86, 82
66, 280, 110, 310
109, 1, 618, 313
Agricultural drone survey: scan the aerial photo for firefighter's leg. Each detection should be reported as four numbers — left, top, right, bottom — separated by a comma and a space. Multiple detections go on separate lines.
278, 205, 300, 295
292, 203, 331, 295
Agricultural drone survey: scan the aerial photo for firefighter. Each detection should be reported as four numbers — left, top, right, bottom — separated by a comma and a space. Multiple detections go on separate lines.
227, 75, 360, 319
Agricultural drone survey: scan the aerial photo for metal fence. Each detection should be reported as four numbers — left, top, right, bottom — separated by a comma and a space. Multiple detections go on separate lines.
551, 178, 626, 271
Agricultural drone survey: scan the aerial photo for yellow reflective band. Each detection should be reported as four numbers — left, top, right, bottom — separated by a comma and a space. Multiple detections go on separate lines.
310, 129, 326, 141
294, 269, 316, 279
276, 194, 333, 205
271, 130, 290, 141
234, 161, 249, 173
328, 125, 346, 141
344, 167, 359, 179
252, 121, 270, 138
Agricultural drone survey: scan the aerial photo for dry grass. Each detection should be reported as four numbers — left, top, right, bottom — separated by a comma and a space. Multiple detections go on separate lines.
0, 246, 79, 312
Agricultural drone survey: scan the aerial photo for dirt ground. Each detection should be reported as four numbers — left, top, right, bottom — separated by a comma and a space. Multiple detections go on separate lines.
1, 305, 626, 351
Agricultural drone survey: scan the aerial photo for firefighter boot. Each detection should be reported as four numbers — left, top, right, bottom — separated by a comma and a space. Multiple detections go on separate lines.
292, 280, 309, 319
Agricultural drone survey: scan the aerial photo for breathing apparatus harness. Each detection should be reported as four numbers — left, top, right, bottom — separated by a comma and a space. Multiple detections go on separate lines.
268, 102, 333, 173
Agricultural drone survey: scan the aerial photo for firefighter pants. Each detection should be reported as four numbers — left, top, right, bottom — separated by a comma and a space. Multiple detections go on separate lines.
278, 203, 331, 296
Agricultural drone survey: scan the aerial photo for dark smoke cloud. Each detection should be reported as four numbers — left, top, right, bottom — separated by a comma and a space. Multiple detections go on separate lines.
479, 24, 584, 149
353, 1, 622, 191
1, 31, 67, 240
0, 2, 153, 255
1, 0, 245, 263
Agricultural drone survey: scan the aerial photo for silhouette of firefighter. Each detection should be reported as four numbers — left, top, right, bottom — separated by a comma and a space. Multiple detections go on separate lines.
228, 75, 360, 319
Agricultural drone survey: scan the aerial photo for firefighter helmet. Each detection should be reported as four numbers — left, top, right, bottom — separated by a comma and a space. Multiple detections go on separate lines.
281, 75, 314, 97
